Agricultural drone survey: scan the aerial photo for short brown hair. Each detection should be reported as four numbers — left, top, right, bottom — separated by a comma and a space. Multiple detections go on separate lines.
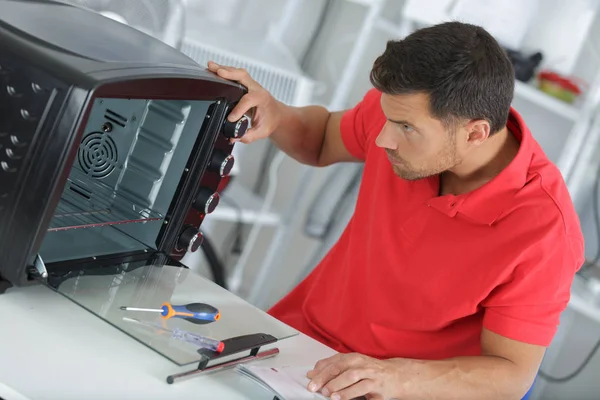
370, 22, 515, 134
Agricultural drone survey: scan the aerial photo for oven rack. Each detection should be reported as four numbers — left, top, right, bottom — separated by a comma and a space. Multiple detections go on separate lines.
49, 178, 164, 232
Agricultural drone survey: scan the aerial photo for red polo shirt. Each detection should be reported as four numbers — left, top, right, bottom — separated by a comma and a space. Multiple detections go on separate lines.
268, 89, 584, 359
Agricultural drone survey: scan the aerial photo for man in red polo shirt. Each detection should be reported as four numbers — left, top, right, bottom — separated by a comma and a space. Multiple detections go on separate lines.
208, 21, 584, 400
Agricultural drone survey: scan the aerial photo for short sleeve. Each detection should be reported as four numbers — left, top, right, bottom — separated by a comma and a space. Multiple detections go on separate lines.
482, 233, 584, 346
340, 89, 383, 161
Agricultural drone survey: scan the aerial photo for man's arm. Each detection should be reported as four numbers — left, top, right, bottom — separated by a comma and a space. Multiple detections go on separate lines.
207, 61, 360, 167
269, 106, 359, 167
389, 329, 544, 399
307, 328, 545, 400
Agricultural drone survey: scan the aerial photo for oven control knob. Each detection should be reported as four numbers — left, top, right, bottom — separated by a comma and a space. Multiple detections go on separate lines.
208, 151, 234, 177
178, 226, 203, 253
193, 188, 220, 214
223, 115, 250, 139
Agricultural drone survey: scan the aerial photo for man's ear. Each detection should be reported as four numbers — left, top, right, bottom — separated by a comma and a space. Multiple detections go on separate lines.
465, 119, 491, 146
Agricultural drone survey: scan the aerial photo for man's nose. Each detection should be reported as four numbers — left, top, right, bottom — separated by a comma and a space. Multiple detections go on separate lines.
375, 125, 398, 150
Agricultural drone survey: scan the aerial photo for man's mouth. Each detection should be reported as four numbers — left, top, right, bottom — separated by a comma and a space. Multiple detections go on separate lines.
387, 154, 403, 165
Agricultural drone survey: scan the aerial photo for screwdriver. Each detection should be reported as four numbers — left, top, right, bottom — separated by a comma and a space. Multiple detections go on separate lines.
120, 302, 220, 325
123, 317, 225, 353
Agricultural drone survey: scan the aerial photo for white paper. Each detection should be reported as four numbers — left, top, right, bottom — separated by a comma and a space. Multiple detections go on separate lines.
236, 364, 328, 400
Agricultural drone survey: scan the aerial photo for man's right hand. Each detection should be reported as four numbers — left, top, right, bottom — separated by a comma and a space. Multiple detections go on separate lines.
207, 61, 282, 144
207, 61, 358, 167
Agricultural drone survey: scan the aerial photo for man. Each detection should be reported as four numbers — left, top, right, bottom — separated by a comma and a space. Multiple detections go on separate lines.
208, 21, 584, 400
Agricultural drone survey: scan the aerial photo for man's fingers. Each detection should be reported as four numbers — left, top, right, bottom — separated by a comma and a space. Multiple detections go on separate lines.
307, 354, 344, 379
207, 61, 278, 145
238, 126, 266, 143
207, 60, 220, 72
308, 361, 349, 393
207, 61, 256, 88
207, 61, 237, 72
308, 353, 363, 379
331, 379, 376, 400
322, 368, 369, 397
211, 65, 258, 90
228, 94, 258, 122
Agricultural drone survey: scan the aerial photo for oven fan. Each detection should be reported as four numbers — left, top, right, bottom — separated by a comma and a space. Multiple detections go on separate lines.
77, 132, 119, 179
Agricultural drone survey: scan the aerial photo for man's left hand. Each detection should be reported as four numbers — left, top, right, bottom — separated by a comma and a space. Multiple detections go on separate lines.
306, 353, 402, 400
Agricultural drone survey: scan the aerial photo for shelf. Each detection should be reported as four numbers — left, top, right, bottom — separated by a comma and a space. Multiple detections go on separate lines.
514, 80, 580, 121
49, 177, 164, 232
209, 181, 280, 226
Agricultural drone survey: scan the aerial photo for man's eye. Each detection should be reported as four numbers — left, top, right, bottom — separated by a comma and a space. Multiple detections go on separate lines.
403, 124, 414, 133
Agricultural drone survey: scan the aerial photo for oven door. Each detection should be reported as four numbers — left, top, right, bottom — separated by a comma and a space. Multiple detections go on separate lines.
43, 256, 298, 373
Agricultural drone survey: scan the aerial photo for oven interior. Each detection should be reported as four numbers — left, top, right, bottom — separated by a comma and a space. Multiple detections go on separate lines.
39, 97, 213, 264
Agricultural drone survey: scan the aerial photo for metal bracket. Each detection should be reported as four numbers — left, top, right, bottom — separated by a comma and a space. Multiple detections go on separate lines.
167, 347, 279, 384
33, 254, 48, 279
166, 333, 279, 384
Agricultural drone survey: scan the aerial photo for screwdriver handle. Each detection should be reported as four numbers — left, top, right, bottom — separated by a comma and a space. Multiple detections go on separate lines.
160, 302, 221, 325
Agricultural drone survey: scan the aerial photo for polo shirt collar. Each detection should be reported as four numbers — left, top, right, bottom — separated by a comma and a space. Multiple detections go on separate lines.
425, 108, 533, 225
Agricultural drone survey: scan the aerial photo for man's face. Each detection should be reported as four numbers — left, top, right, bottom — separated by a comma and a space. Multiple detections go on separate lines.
376, 93, 464, 180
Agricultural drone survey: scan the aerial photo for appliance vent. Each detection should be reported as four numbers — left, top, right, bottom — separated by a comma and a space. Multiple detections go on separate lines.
77, 132, 118, 179
104, 109, 127, 128
68, 181, 92, 200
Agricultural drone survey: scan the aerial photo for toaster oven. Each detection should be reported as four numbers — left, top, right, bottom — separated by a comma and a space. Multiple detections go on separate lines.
0, 0, 249, 293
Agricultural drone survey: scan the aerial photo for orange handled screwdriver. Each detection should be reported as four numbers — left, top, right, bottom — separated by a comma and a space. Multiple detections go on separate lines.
120, 302, 220, 325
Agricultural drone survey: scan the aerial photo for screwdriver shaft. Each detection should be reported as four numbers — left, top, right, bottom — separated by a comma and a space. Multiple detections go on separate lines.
120, 306, 163, 313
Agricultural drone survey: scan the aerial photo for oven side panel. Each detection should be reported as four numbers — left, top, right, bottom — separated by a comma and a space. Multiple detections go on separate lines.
0, 49, 88, 287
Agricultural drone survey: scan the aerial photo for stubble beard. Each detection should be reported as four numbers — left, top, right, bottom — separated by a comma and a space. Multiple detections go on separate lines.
389, 136, 460, 181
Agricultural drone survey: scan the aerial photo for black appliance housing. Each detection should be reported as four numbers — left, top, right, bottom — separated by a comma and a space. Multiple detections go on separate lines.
0, 0, 248, 292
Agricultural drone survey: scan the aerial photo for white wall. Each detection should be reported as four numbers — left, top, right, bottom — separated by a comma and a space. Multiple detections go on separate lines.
184, 0, 328, 62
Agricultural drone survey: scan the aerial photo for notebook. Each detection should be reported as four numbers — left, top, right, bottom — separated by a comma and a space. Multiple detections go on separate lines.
236, 364, 328, 400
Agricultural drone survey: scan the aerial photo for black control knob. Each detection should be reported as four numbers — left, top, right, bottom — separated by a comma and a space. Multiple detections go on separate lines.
223, 115, 250, 139
193, 187, 220, 214
178, 226, 203, 253
208, 151, 235, 177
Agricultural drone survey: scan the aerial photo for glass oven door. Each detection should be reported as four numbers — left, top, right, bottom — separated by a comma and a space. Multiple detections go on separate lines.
44, 259, 298, 368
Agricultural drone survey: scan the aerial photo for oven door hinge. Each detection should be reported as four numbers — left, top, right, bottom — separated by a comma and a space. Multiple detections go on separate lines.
29, 254, 48, 279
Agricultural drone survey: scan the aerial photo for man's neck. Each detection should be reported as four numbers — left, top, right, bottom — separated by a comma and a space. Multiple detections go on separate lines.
440, 126, 520, 196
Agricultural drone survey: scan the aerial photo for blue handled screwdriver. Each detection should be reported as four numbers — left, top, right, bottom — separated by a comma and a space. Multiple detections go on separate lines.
120, 302, 220, 325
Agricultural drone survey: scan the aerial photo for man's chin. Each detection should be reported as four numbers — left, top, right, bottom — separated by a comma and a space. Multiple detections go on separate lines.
392, 165, 427, 181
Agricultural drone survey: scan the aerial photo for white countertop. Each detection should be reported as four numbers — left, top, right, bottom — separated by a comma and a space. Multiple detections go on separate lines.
0, 283, 336, 400
3, 270, 599, 400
